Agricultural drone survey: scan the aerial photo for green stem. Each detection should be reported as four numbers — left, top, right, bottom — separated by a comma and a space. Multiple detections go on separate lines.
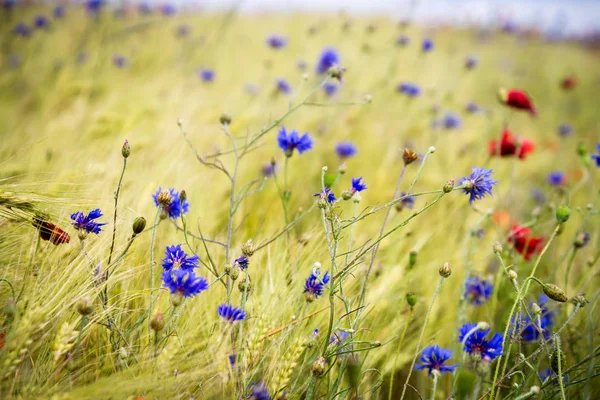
107, 157, 127, 266
388, 307, 414, 400
556, 336, 566, 400
430, 373, 439, 400
149, 207, 162, 295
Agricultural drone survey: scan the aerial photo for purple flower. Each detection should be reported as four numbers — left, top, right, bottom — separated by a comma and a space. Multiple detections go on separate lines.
460, 167, 497, 204
397, 82, 421, 97
304, 270, 331, 298
160, 3, 176, 16
415, 345, 458, 375
547, 171, 565, 186
518, 295, 555, 342
162, 244, 199, 271
397, 192, 415, 210
316, 47, 340, 74
323, 81, 339, 97
335, 142, 357, 159
33, 15, 49, 29
138, 3, 152, 15
266, 34, 288, 49
275, 78, 291, 95
234, 255, 249, 270
249, 382, 270, 400
442, 112, 462, 129
197, 68, 215, 83
176, 24, 190, 38
558, 123, 573, 137
396, 34, 410, 46
351, 177, 367, 192
13, 23, 31, 37
458, 323, 503, 361
540, 368, 568, 385
464, 276, 493, 305
53, 6, 65, 19
113, 54, 127, 68
591, 143, 600, 167
152, 187, 190, 219
70, 209, 107, 235
314, 188, 336, 204
329, 331, 349, 345
422, 38, 434, 52
162, 268, 208, 298
85, 0, 104, 15
465, 55, 479, 69
277, 126, 313, 156
217, 303, 246, 322
261, 162, 277, 177
465, 101, 482, 114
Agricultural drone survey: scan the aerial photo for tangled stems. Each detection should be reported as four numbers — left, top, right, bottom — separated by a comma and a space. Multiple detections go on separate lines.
400, 276, 445, 400
149, 207, 162, 295
388, 306, 414, 400
107, 156, 127, 266
489, 223, 561, 400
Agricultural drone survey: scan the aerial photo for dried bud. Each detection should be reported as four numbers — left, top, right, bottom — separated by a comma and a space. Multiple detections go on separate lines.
150, 313, 165, 332
121, 140, 131, 158
406, 292, 417, 307
351, 192, 361, 204
408, 250, 417, 268
76, 297, 93, 316
570, 294, 588, 308
311, 356, 327, 377
219, 112, 232, 125
230, 266, 240, 281
338, 163, 347, 175
402, 148, 419, 165
542, 283, 568, 303
492, 242, 503, 254
551, 349, 566, 374
442, 179, 455, 193
179, 190, 187, 203
132, 217, 146, 235
573, 232, 590, 248
507, 270, 518, 281
439, 262, 452, 278
476, 321, 490, 331
556, 205, 571, 223
241, 239, 255, 257
531, 303, 542, 316
170, 292, 184, 307
156, 190, 172, 208
238, 279, 253, 294
341, 189, 353, 201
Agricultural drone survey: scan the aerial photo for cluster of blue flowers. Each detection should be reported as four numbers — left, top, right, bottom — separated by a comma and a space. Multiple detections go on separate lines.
161, 244, 208, 299
303, 269, 330, 301
397, 82, 421, 97
153, 187, 190, 218
463, 276, 493, 305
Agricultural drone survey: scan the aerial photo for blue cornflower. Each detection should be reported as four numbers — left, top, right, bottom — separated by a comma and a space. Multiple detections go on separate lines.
314, 188, 336, 204
442, 112, 462, 129
261, 162, 276, 177
228, 354, 236, 367
397, 192, 415, 210
277, 127, 313, 156
33, 15, 49, 29
138, 3, 152, 15
160, 3, 176, 16
152, 187, 190, 219
266, 34, 288, 49
351, 177, 367, 193
217, 303, 246, 322
397, 82, 421, 97
464, 276, 493, 305
162, 244, 199, 271
558, 123, 573, 137
275, 78, 292, 95
85, 0, 104, 15
162, 268, 208, 297
316, 47, 341, 74
53, 6, 65, 19
465, 101, 482, 114
335, 142, 357, 159
330, 331, 349, 346
520, 295, 555, 342
415, 345, 458, 375
465, 55, 479, 69
13, 23, 31, 37
249, 382, 270, 400
460, 167, 497, 204
323, 81, 339, 97
113, 54, 127, 68
396, 34, 410, 46
458, 323, 503, 361
531, 187, 546, 204
303, 270, 331, 299
540, 368, 568, 385
2, 0, 16, 10
70, 209, 107, 235
197, 68, 215, 83
177, 24, 190, 38
234, 255, 249, 270
591, 144, 600, 167
547, 171, 565, 186
422, 38, 434, 52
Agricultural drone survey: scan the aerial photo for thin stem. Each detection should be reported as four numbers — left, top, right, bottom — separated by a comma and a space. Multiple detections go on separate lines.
17, 234, 39, 302
430, 373, 439, 400
400, 277, 445, 400
107, 157, 127, 266
556, 336, 566, 400
388, 307, 414, 400
149, 208, 162, 294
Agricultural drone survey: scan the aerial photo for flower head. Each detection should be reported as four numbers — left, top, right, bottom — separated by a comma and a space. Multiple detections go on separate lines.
351, 177, 367, 193
415, 345, 458, 375
162, 244, 199, 271
465, 102, 482, 114
396, 34, 410, 46
396, 192, 415, 210
70, 209, 107, 235
234, 255, 249, 270
464, 277, 493, 305
316, 47, 340, 74
249, 382, 270, 400
460, 167, 497, 204
197, 68, 215, 83
458, 323, 503, 361
303, 270, 331, 299
314, 188, 336, 204
275, 78, 291, 95
53, 6, 65, 19
160, 3, 176, 16
33, 15, 49, 29
152, 187, 189, 218
422, 38, 434, 52
277, 127, 313, 156
266, 34, 287, 49
13, 23, 31, 37
397, 82, 421, 97
591, 144, 600, 167
162, 268, 208, 297
540, 368, 568, 385
261, 162, 277, 177
85, 0, 104, 15
323, 81, 339, 97
329, 331, 349, 346
217, 303, 246, 322
547, 171, 566, 186
442, 112, 462, 129
113, 54, 127, 68
509, 225, 545, 261
488, 128, 535, 160
558, 123, 573, 137
465, 55, 478, 69
498, 88, 537, 116
335, 142, 357, 159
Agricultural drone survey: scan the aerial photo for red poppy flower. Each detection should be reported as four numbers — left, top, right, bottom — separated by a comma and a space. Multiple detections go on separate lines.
508, 225, 544, 261
498, 88, 537, 116
560, 75, 576, 90
489, 128, 535, 159
32, 217, 70, 245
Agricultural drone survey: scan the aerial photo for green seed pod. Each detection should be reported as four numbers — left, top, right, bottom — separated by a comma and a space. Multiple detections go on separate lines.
150, 313, 165, 332
543, 283, 568, 303
121, 140, 131, 158
408, 251, 417, 268
311, 356, 327, 377
406, 292, 417, 307
241, 239, 255, 257
219, 112, 232, 126
556, 205, 571, 223
442, 179, 455, 193
132, 217, 146, 235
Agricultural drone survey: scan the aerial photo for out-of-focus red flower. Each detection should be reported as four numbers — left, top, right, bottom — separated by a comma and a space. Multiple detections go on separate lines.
498, 88, 537, 116
489, 128, 535, 159
0, 332, 5, 351
561, 75, 576, 90
32, 217, 70, 245
508, 225, 544, 261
